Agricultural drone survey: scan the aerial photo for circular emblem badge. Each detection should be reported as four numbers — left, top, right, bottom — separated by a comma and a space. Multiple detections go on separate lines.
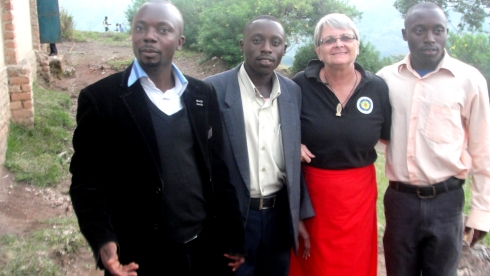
357, 97, 373, 114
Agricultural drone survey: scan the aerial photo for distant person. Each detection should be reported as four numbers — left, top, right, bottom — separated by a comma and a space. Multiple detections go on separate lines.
49, 43, 58, 56
114, 23, 120, 32
119, 24, 125, 32
70, 1, 245, 275
288, 13, 391, 276
103, 16, 110, 32
377, 2, 490, 276
204, 15, 314, 276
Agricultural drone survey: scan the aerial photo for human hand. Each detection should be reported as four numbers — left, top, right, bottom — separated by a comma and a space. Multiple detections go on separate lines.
298, 220, 310, 259
224, 253, 245, 272
300, 144, 315, 163
100, 242, 139, 276
464, 227, 487, 247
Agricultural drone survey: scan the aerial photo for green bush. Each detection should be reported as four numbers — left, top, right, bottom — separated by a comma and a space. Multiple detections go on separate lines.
125, 0, 147, 28
198, 1, 250, 67
291, 42, 317, 75
447, 32, 490, 92
356, 41, 384, 73
60, 8, 74, 41
197, 0, 361, 68
173, 0, 209, 50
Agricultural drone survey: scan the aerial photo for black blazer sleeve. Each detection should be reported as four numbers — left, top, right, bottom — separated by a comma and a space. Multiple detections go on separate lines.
69, 85, 118, 265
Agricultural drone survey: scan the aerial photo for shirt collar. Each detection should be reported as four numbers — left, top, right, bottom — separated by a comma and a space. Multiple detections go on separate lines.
303, 59, 370, 84
238, 63, 281, 100
127, 59, 188, 95
397, 49, 456, 78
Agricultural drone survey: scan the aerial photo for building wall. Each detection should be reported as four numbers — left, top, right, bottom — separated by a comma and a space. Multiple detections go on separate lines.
12, 0, 33, 59
0, 0, 41, 165
0, 66, 9, 165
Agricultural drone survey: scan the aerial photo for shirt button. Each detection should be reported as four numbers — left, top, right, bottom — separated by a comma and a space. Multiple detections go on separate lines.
262, 147, 265, 150
262, 168, 266, 172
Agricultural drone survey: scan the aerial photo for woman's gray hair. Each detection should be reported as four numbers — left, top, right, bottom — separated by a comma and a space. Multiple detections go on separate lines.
314, 13, 360, 47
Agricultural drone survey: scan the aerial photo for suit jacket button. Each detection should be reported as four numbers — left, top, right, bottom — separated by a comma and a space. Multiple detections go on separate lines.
156, 187, 162, 194
154, 224, 159, 230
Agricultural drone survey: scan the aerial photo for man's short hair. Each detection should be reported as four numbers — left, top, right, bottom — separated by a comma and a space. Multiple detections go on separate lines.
405, 2, 447, 25
243, 15, 283, 37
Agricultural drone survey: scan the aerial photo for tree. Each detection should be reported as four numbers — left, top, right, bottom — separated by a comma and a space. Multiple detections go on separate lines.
173, 0, 211, 50
393, 0, 490, 31
447, 32, 490, 91
125, 0, 147, 27
198, 0, 362, 67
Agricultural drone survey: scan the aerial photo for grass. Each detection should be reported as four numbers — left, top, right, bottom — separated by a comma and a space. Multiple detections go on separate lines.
107, 56, 133, 71
0, 216, 88, 276
71, 30, 131, 47
375, 153, 490, 247
4, 83, 74, 187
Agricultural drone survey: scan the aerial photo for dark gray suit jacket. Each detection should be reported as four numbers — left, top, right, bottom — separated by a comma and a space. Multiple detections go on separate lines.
204, 65, 314, 252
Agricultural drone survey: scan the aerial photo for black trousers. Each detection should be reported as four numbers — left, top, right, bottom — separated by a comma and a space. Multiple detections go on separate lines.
235, 188, 292, 276
383, 185, 464, 276
49, 43, 57, 55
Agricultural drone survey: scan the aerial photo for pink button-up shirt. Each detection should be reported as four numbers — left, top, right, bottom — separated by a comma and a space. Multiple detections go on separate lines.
377, 52, 490, 231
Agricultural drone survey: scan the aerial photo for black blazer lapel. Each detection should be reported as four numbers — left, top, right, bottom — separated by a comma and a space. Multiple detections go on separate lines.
183, 86, 209, 168
120, 78, 163, 180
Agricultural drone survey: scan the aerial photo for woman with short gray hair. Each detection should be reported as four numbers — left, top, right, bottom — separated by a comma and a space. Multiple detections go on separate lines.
288, 13, 391, 276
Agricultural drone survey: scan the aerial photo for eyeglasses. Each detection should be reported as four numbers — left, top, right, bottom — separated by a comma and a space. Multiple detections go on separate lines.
319, 34, 357, 45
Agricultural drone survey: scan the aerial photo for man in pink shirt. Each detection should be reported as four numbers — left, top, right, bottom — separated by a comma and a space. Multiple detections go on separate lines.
377, 2, 490, 275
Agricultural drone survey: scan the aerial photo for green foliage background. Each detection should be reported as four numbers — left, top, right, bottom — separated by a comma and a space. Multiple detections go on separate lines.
447, 32, 490, 92
125, 0, 362, 67
393, 0, 490, 31
194, 0, 362, 67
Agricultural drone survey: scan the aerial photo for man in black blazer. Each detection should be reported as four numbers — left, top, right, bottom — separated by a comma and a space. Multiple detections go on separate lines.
69, 1, 245, 275
204, 16, 314, 276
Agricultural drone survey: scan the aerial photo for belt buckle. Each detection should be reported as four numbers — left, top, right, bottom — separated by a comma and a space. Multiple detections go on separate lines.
259, 196, 276, 210
416, 186, 436, 199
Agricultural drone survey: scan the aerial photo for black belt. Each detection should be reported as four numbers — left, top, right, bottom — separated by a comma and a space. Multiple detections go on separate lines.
250, 194, 278, 210
389, 177, 464, 199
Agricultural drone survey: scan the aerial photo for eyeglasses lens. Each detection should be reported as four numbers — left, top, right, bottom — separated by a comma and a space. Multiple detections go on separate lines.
321, 34, 355, 45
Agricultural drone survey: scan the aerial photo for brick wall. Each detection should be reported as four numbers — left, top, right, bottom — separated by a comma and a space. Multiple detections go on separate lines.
0, 0, 40, 165
2, 0, 17, 66
1, 0, 37, 125
8, 61, 34, 125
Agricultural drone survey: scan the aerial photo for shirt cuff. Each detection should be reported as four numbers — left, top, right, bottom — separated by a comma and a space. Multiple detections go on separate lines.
467, 208, 490, 232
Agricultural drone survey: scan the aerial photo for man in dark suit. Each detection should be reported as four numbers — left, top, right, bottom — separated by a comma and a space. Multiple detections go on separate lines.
204, 15, 315, 276
69, 1, 245, 275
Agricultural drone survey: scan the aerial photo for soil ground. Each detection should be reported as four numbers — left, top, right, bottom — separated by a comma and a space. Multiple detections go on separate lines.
1, 39, 387, 275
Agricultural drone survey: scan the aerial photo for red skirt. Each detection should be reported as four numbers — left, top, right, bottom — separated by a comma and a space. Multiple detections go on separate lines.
289, 164, 378, 276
